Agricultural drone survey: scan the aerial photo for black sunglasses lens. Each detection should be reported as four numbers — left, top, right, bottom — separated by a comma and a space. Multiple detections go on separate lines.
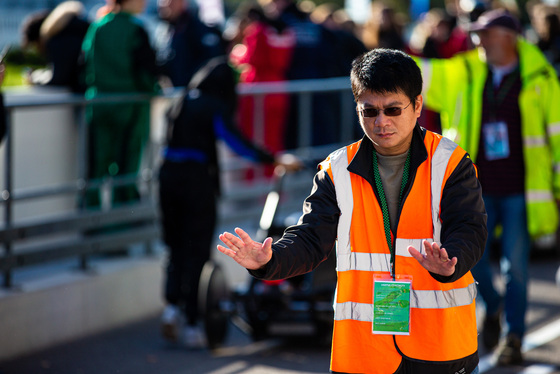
362, 108, 379, 117
385, 107, 402, 116
361, 107, 404, 117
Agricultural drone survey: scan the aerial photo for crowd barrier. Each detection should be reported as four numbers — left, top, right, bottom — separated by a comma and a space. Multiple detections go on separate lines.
0, 77, 357, 288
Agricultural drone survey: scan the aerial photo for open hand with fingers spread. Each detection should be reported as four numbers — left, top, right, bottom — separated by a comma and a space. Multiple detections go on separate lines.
218, 227, 273, 270
408, 240, 457, 277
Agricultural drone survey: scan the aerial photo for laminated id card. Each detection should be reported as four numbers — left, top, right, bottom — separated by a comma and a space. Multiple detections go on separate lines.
372, 275, 412, 335
483, 121, 510, 160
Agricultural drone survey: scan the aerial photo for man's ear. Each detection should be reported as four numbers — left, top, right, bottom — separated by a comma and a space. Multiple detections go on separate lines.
414, 95, 423, 116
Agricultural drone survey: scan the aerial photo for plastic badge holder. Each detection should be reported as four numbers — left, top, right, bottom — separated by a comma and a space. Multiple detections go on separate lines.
372, 274, 412, 335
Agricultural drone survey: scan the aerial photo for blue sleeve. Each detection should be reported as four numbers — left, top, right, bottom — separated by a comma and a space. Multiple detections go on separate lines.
213, 114, 275, 164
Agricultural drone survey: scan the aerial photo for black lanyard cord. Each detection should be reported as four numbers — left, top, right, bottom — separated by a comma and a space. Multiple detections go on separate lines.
486, 67, 519, 121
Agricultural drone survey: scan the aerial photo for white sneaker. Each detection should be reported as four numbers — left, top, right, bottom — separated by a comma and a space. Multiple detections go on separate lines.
182, 325, 207, 349
160, 304, 182, 342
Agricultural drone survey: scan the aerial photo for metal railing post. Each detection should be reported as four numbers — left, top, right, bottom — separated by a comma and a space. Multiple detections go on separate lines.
144, 97, 155, 256
253, 94, 266, 178
340, 91, 355, 143
297, 92, 312, 148
2, 107, 13, 288
76, 103, 89, 270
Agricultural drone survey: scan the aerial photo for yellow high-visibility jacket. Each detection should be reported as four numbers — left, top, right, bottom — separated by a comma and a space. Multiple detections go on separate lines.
416, 39, 560, 238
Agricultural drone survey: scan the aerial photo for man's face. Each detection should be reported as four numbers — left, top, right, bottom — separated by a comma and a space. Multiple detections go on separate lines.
357, 90, 422, 156
472, 27, 516, 65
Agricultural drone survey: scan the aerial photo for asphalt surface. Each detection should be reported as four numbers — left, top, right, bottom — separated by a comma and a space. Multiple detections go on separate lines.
1, 256, 560, 374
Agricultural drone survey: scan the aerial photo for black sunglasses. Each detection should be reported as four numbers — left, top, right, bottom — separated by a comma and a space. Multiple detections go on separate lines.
359, 100, 414, 118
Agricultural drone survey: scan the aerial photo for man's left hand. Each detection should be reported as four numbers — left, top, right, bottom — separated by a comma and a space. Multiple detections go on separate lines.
408, 240, 457, 277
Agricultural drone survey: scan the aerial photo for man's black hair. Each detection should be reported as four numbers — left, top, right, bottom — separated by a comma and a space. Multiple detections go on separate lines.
350, 48, 423, 103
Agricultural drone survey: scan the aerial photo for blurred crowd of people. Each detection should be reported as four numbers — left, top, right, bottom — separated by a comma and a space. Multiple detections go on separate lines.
14, 0, 560, 150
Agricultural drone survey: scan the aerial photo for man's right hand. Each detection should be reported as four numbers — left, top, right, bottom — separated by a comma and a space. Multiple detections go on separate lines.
217, 227, 273, 270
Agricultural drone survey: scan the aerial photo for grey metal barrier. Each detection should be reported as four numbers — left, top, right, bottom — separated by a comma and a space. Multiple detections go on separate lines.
0, 77, 357, 288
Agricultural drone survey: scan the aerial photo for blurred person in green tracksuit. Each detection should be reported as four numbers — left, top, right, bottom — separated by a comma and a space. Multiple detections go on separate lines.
82, 0, 159, 210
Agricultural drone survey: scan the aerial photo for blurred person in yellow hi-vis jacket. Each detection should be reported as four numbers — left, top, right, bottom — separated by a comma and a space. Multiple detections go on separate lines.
414, 8, 560, 366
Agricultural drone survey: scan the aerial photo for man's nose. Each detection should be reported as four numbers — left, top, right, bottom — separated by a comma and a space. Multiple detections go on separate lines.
374, 112, 390, 126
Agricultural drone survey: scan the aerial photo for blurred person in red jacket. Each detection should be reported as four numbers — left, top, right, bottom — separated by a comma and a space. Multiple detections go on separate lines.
229, 3, 295, 178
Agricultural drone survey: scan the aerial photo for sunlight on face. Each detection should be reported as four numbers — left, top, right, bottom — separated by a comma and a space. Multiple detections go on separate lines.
357, 91, 422, 156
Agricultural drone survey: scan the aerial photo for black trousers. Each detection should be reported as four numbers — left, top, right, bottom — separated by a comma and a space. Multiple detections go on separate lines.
158, 161, 216, 325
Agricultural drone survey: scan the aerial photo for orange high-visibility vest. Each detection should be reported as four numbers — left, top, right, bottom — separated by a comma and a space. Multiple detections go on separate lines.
323, 132, 478, 373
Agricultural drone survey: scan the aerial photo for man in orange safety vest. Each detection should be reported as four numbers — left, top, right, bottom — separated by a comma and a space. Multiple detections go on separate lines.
218, 48, 487, 374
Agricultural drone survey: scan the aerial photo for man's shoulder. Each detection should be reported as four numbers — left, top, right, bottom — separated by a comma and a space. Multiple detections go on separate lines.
318, 140, 361, 169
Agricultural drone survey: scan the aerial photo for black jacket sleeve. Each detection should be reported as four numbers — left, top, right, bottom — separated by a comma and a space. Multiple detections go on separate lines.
249, 168, 340, 280
431, 154, 487, 283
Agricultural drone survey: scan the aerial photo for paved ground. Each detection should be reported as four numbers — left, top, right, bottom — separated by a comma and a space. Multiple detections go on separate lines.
1, 257, 559, 374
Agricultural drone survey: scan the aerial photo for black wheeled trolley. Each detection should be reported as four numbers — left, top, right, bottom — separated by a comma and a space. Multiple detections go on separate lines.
198, 166, 337, 349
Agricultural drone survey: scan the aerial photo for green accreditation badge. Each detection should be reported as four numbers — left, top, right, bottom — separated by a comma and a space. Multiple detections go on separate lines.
372, 275, 412, 335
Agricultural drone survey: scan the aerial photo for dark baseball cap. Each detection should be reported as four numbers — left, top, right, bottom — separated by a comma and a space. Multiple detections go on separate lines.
469, 9, 522, 33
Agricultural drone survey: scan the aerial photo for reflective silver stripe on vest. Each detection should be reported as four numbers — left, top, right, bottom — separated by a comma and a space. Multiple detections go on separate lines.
334, 282, 478, 320
337, 252, 392, 272
395, 238, 434, 257
335, 302, 374, 322
549, 122, 560, 136
526, 189, 554, 202
431, 137, 458, 244
331, 147, 353, 262
524, 135, 547, 148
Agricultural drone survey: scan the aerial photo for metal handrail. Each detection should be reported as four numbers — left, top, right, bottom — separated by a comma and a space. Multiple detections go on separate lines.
0, 77, 356, 288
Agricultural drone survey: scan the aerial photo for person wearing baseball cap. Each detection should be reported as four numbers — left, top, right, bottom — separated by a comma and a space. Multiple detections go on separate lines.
469, 8, 522, 33
414, 7, 560, 366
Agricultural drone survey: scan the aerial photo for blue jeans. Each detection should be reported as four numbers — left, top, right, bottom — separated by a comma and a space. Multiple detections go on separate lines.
471, 366, 480, 374
471, 194, 530, 339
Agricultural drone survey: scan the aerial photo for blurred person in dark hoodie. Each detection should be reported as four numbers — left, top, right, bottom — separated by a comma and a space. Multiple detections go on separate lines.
21, 1, 90, 92
158, 56, 300, 348
154, 0, 225, 88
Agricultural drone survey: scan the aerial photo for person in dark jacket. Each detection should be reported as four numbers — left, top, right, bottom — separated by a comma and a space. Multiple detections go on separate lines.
159, 56, 300, 348
21, 1, 90, 92
218, 49, 486, 373
154, 0, 225, 88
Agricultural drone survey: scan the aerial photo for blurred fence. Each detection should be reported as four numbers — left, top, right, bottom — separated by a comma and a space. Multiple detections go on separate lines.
0, 77, 357, 288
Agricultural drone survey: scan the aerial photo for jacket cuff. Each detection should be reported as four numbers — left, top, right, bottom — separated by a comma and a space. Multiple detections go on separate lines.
429, 270, 457, 283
